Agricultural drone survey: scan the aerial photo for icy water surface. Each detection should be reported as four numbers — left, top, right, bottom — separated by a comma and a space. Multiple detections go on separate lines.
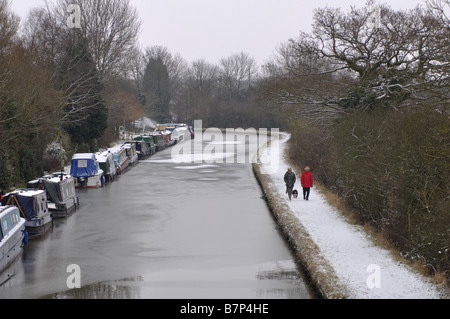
0, 137, 315, 299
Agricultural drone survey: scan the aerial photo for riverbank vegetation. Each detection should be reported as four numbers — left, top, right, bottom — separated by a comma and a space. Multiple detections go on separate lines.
260, 0, 449, 281
0, 0, 448, 281
0, 0, 278, 189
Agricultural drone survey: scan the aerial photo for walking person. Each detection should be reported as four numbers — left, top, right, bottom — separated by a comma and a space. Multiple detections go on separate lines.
301, 166, 314, 201
284, 168, 296, 201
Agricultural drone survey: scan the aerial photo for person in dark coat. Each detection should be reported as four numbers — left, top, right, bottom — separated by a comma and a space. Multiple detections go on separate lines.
284, 168, 296, 201
301, 166, 314, 201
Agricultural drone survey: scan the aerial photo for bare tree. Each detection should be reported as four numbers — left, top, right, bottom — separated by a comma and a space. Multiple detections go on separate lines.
219, 52, 258, 99
424, 0, 450, 103
51, 0, 142, 82
261, 0, 449, 124
22, 4, 65, 72
184, 59, 219, 124
1, 1, 62, 185
0, 0, 23, 135
126, 45, 146, 92
189, 59, 219, 97
57, 40, 104, 126
0, 0, 19, 55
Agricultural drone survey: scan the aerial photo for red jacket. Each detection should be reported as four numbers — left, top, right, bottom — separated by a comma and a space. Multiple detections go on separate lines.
301, 171, 314, 188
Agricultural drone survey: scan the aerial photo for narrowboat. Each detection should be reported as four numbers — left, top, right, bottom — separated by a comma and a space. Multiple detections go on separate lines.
172, 126, 192, 144
0, 206, 26, 274
1, 189, 53, 237
133, 135, 156, 155
70, 153, 104, 189
124, 142, 139, 166
96, 150, 117, 183
150, 133, 166, 152
109, 145, 129, 175
41, 174, 79, 218
157, 131, 174, 147
130, 140, 151, 160
141, 136, 157, 155
156, 123, 176, 131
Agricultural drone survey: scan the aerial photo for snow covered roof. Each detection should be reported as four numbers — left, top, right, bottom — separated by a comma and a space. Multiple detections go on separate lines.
72, 153, 96, 160
95, 150, 113, 163
8, 189, 45, 197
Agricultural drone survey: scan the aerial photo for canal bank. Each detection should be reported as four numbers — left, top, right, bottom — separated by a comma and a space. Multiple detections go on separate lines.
252, 133, 448, 299
253, 162, 346, 299
252, 162, 345, 299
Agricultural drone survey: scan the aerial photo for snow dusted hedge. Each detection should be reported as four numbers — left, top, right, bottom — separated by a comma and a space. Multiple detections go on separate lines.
287, 108, 450, 282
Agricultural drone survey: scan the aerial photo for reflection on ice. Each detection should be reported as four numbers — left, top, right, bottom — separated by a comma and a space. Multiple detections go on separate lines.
47, 260, 309, 299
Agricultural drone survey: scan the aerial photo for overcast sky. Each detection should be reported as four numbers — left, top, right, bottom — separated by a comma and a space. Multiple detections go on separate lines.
10, 0, 428, 66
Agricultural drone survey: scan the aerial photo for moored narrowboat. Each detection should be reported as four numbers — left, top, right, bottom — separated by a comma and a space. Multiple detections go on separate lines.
129, 140, 151, 160
41, 174, 79, 219
150, 133, 166, 152
162, 130, 175, 147
172, 126, 192, 144
1, 189, 53, 237
70, 153, 104, 189
0, 206, 27, 274
124, 142, 138, 166
109, 145, 129, 175
135, 135, 156, 155
96, 150, 117, 183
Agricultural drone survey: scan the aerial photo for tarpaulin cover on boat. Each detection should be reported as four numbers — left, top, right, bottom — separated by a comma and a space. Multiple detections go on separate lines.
43, 177, 77, 206
70, 153, 99, 178
1, 193, 37, 221
43, 179, 63, 205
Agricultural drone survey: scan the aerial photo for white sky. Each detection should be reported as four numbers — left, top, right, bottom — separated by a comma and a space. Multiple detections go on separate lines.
10, 0, 429, 66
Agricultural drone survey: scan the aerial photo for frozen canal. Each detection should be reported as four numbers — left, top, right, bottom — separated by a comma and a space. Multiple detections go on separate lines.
0, 137, 315, 299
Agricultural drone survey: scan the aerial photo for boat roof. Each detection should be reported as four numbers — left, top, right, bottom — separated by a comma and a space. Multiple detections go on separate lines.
0, 206, 21, 219
42, 176, 73, 184
72, 153, 96, 160
0, 205, 16, 215
8, 189, 45, 197
96, 150, 114, 162
108, 144, 126, 152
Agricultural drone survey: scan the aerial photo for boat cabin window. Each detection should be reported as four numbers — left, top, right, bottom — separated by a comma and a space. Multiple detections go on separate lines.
1, 209, 20, 237
2, 218, 8, 235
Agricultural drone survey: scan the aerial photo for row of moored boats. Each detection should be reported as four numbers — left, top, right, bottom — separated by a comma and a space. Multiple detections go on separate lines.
0, 123, 193, 277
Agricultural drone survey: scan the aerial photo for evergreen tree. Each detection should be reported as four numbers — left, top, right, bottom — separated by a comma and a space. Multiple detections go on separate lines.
143, 57, 171, 123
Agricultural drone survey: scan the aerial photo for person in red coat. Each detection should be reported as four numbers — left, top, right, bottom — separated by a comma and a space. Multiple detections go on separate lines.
301, 166, 314, 201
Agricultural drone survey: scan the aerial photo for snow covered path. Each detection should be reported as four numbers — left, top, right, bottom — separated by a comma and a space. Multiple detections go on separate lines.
257, 133, 448, 299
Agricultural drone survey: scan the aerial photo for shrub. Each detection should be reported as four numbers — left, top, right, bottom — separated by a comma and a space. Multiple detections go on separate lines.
288, 106, 449, 277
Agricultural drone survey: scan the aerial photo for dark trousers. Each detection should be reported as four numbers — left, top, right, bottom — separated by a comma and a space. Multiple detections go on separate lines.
303, 187, 311, 200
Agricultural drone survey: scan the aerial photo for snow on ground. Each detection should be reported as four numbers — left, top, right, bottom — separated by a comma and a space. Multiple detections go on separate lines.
259, 133, 448, 299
